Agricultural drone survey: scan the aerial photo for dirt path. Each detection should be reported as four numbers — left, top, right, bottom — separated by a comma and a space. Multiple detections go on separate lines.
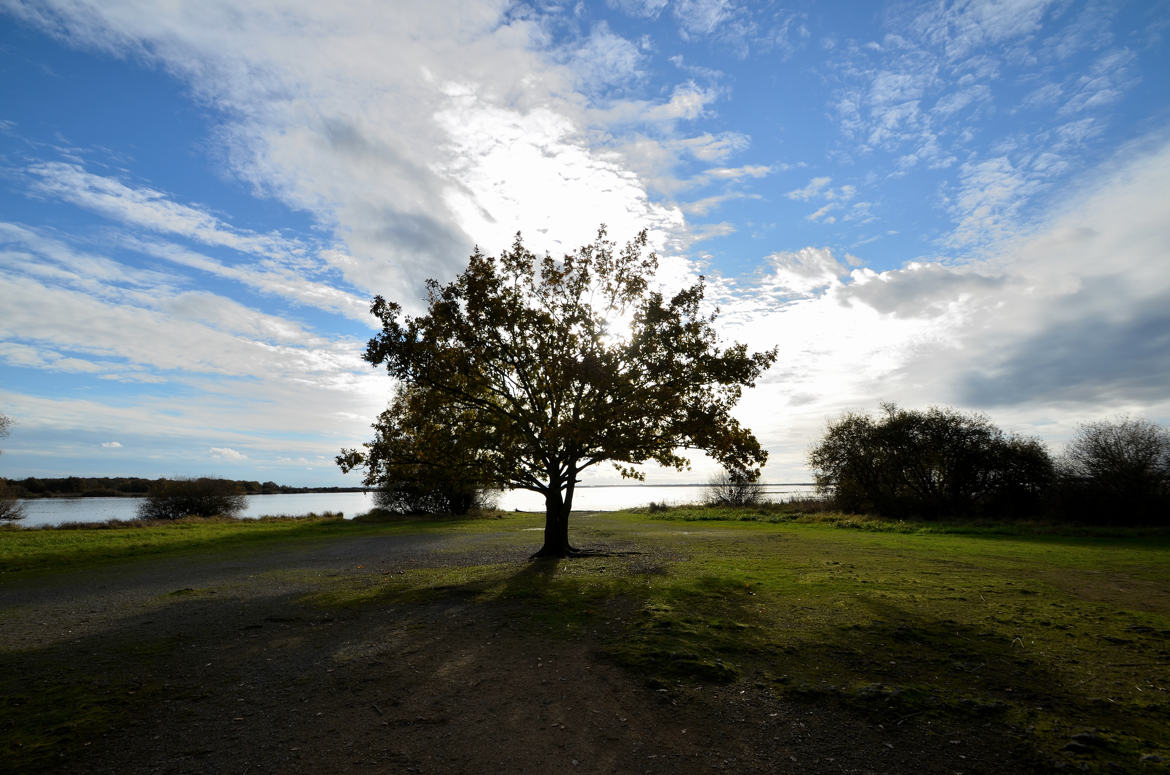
1, 518, 1046, 774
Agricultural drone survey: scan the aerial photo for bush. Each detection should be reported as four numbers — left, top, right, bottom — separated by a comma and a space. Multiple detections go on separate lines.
0, 480, 24, 522
373, 482, 497, 516
809, 404, 1054, 519
0, 414, 23, 521
705, 468, 765, 508
136, 477, 248, 520
1056, 418, 1170, 525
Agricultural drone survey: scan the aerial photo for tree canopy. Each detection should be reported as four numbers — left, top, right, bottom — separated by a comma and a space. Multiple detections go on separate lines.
340, 227, 776, 556
1058, 417, 1170, 524
809, 404, 1053, 518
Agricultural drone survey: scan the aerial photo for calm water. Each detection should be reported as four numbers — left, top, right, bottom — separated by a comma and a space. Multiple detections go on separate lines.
15, 484, 818, 528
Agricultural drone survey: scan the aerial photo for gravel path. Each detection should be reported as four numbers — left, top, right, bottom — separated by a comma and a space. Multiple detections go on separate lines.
1, 518, 1045, 774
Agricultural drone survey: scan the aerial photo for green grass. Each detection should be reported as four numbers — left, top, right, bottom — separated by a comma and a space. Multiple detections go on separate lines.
0, 515, 346, 574
296, 511, 1170, 771
3, 508, 1168, 771
0, 513, 478, 575
0, 510, 522, 577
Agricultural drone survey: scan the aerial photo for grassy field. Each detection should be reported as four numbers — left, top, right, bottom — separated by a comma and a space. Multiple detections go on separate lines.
3, 508, 1169, 771
0, 512, 427, 575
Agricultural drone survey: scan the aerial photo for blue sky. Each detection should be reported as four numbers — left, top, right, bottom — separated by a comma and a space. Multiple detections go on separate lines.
1, 0, 1168, 486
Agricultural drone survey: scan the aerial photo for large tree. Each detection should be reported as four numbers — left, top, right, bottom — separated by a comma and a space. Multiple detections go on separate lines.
340, 228, 776, 557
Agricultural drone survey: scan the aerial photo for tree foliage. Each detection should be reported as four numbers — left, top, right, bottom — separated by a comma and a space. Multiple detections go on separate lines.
136, 477, 248, 521
1057, 417, 1170, 525
353, 384, 498, 516
0, 413, 24, 522
809, 404, 1053, 518
340, 227, 776, 556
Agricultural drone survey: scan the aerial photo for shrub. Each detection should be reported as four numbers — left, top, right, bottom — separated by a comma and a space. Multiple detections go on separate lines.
0, 480, 24, 522
373, 482, 497, 516
136, 477, 248, 520
0, 414, 23, 521
704, 468, 765, 508
809, 404, 1054, 519
1056, 418, 1170, 525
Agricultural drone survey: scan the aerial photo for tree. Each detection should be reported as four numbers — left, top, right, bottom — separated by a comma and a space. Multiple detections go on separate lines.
705, 467, 765, 508
136, 477, 248, 520
361, 384, 497, 516
340, 227, 776, 557
809, 404, 1053, 518
1058, 417, 1170, 525
0, 413, 25, 522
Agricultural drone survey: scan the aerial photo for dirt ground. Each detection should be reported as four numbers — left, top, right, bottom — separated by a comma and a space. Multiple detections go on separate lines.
0, 518, 1049, 774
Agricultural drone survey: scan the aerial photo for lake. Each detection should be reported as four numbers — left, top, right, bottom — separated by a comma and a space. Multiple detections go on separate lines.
14, 483, 818, 528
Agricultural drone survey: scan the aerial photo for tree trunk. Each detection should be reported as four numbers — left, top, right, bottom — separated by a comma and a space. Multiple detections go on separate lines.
532, 486, 576, 558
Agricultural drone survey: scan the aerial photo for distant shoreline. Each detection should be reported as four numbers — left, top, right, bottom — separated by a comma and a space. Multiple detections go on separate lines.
11, 479, 817, 500
16, 488, 373, 500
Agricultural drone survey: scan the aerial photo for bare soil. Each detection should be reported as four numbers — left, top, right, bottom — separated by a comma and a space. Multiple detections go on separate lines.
1, 519, 1048, 774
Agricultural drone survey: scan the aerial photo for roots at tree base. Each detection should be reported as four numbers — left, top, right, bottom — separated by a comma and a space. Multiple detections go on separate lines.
529, 544, 583, 559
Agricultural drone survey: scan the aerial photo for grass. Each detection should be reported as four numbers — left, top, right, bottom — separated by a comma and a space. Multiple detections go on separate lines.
2, 507, 1168, 772
302, 511, 1170, 771
0, 510, 516, 576
0, 513, 405, 575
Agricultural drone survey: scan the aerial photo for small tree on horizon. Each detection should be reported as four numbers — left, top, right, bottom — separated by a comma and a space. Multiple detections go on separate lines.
0, 413, 25, 522
339, 227, 777, 557
1058, 417, 1170, 524
705, 467, 765, 508
136, 477, 248, 521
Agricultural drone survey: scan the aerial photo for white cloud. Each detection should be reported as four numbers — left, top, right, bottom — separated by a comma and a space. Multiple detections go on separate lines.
911, 0, 1055, 62
25, 162, 302, 260
673, 0, 734, 37
946, 156, 1042, 247
0, 221, 175, 299
569, 22, 644, 90
786, 176, 858, 222
209, 446, 246, 461
806, 203, 837, 222
101, 441, 123, 448
9, 0, 702, 300
826, 0, 1140, 249
1057, 48, 1137, 116
0, 270, 367, 381
681, 191, 759, 216
786, 176, 832, 201
123, 236, 371, 322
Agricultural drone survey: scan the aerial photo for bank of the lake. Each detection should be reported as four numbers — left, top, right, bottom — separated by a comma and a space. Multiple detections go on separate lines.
14, 484, 819, 528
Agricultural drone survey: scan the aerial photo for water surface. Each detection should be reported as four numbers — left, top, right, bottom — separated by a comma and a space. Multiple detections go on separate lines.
16, 484, 817, 528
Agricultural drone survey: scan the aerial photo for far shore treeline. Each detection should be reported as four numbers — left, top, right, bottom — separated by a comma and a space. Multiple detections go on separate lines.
5, 477, 368, 500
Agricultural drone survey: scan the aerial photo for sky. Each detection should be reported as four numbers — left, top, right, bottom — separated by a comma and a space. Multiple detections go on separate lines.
1, 0, 1168, 487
